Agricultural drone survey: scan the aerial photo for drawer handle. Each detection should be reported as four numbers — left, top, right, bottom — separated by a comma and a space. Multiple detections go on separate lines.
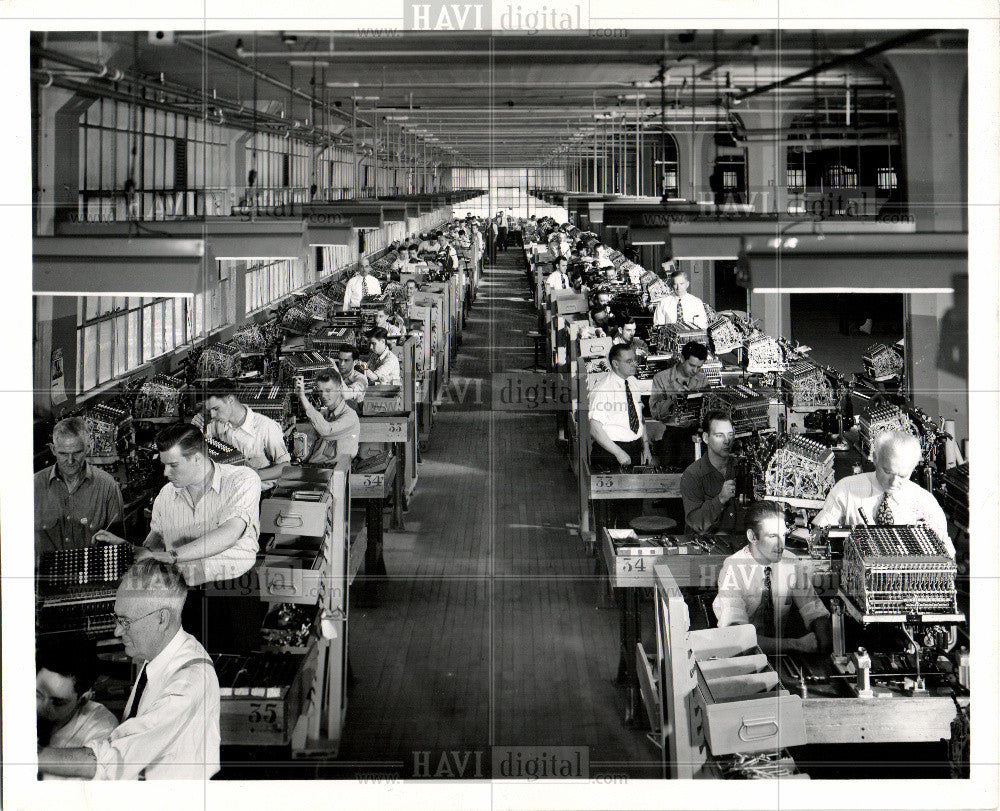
275, 512, 304, 528
738, 717, 779, 741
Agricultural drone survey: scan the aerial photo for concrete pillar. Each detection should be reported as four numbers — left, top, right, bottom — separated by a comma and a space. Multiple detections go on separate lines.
37, 88, 96, 234
737, 110, 797, 215
749, 289, 792, 341
875, 52, 967, 233
873, 52, 968, 444
673, 131, 711, 202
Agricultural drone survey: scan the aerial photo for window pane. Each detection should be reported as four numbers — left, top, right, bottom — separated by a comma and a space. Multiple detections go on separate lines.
97, 320, 112, 382
83, 325, 97, 391
163, 304, 174, 350
128, 311, 140, 368
143, 306, 154, 360
114, 316, 127, 377
152, 304, 164, 357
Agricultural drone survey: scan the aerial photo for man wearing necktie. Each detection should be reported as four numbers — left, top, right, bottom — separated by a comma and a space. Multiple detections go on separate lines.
813, 431, 954, 557
38, 560, 220, 780
713, 501, 832, 656
544, 256, 571, 294
587, 344, 652, 527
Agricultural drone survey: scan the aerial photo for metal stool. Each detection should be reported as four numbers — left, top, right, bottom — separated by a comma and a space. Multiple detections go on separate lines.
629, 515, 678, 534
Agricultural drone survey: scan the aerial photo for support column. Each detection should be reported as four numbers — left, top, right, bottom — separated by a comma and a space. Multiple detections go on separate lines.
749, 290, 792, 341
875, 52, 968, 444
738, 110, 797, 215
672, 131, 711, 202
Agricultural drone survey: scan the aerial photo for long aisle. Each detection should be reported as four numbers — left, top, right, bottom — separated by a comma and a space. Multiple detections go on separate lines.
335, 247, 653, 778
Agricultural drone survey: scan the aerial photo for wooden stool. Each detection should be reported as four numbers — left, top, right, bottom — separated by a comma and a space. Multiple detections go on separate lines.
526, 330, 544, 367
630, 515, 678, 534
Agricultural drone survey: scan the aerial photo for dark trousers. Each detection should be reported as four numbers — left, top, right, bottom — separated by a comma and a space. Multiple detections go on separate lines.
497, 227, 508, 252
591, 438, 644, 529
655, 425, 698, 472
182, 578, 268, 656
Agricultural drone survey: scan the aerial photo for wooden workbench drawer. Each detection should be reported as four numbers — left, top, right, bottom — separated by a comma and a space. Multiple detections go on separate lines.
690, 624, 806, 755
261, 494, 332, 537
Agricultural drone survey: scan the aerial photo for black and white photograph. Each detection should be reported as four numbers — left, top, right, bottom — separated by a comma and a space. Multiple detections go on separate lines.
2, 1, 998, 808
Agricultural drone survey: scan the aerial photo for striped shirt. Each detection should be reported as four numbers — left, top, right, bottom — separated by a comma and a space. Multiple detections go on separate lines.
149, 462, 261, 586
205, 406, 290, 472
813, 472, 954, 556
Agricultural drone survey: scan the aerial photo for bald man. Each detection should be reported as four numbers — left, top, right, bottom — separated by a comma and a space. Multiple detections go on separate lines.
813, 430, 953, 557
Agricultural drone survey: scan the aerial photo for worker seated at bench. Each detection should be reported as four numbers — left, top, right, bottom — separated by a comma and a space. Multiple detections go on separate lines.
712, 500, 832, 656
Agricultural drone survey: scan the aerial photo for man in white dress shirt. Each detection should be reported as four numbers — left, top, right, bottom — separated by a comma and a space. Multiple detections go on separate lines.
342, 259, 382, 310
362, 327, 403, 386
587, 344, 652, 527
38, 560, 220, 780
545, 256, 571, 294
652, 267, 709, 328
813, 431, 953, 556
192, 378, 290, 481
713, 501, 832, 655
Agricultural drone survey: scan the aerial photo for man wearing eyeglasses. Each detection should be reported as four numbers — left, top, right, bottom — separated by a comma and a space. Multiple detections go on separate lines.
37, 560, 220, 780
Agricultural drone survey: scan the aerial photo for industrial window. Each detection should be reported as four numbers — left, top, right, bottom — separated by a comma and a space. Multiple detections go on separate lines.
243, 134, 310, 209
75, 269, 234, 393
877, 167, 898, 191
722, 170, 739, 190
824, 164, 858, 189
786, 167, 806, 190
661, 168, 678, 196
244, 259, 307, 314
78, 97, 229, 221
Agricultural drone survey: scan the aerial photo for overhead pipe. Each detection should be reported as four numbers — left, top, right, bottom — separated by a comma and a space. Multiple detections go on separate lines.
730, 29, 943, 103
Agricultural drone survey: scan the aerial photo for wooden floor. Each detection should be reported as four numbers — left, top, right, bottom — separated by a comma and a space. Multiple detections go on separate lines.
316, 249, 656, 778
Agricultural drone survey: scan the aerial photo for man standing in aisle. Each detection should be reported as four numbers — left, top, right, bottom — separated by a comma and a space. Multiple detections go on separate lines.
587, 344, 652, 527
35, 417, 126, 554
192, 378, 290, 481
496, 211, 508, 253
813, 430, 954, 556
342, 259, 382, 310
37, 559, 221, 780
680, 410, 744, 536
652, 267, 709, 328
296, 368, 361, 461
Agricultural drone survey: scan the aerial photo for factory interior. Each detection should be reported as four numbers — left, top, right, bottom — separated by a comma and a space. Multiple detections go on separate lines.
4, 12, 999, 810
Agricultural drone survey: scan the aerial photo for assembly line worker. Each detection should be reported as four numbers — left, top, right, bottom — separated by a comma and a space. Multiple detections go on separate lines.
37, 560, 220, 780
813, 430, 954, 556
192, 377, 290, 481
94, 423, 263, 652
713, 500, 832, 656
296, 367, 361, 462
652, 267, 709, 328
679, 410, 744, 535
36, 639, 117, 756
35, 416, 125, 554
362, 327, 403, 386
342, 259, 382, 310
649, 341, 709, 468
336, 343, 369, 410
587, 344, 651, 527
545, 256, 571, 293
